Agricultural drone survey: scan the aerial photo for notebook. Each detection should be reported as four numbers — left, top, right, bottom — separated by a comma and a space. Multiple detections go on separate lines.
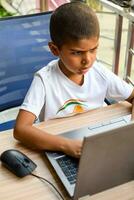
45, 114, 134, 199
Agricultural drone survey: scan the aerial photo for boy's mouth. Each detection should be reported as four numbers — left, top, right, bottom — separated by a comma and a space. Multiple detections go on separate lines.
79, 67, 89, 74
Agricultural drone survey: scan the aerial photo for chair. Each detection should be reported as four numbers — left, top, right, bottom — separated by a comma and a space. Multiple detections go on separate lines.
0, 11, 56, 131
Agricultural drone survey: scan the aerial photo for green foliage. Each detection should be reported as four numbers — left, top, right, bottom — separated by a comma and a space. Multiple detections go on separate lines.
86, 0, 102, 11
0, 5, 13, 18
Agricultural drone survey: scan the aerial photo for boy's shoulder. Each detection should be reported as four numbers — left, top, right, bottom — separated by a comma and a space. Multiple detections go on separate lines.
92, 60, 112, 79
35, 59, 58, 79
92, 60, 105, 71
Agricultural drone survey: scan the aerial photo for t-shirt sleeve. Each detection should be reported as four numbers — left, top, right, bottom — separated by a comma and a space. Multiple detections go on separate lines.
99, 64, 133, 101
20, 74, 46, 118
101, 66, 133, 101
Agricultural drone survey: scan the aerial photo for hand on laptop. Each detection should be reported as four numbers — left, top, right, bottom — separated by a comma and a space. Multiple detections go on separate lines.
63, 139, 83, 158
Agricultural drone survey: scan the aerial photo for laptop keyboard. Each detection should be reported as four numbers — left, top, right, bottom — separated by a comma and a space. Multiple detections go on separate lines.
56, 155, 79, 184
87, 115, 130, 135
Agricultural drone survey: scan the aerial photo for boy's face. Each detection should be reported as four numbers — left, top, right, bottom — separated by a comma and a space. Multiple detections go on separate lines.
49, 37, 99, 82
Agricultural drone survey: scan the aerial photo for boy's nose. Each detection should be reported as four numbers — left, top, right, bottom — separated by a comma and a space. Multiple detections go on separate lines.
81, 53, 91, 65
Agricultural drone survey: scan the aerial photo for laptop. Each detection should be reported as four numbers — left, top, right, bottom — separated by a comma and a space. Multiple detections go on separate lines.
45, 114, 134, 199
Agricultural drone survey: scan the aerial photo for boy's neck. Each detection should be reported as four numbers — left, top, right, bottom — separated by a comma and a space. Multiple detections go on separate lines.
69, 74, 84, 86
58, 60, 84, 86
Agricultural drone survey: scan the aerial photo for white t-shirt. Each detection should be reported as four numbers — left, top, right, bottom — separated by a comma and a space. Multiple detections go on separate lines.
21, 59, 133, 121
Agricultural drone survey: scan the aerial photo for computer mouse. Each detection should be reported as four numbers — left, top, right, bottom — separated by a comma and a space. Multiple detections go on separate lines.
0, 149, 37, 177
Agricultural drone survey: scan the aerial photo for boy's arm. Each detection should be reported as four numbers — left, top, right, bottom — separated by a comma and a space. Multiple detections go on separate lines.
126, 89, 134, 120
131, 98, 134, 120
13, 110, 82, 158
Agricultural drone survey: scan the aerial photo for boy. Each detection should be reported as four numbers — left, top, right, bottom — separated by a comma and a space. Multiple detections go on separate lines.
14, 2, 134, 158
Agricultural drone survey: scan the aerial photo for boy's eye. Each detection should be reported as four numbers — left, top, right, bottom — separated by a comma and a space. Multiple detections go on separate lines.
71, 47, 98, 55
89, 48, 98, 53
71, 51, 81, 55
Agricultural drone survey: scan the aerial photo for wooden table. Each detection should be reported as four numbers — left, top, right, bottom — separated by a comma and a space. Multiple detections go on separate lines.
1, 101, 134, 200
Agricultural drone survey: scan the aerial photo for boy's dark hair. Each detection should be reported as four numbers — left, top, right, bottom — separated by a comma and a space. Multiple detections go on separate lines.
50, 2, 100, 47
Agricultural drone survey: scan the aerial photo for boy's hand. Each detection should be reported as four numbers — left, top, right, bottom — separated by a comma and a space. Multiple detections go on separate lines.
63, 139, 83, 158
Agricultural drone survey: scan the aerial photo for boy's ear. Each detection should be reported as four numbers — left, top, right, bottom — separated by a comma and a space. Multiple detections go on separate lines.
48, 42, 60, 56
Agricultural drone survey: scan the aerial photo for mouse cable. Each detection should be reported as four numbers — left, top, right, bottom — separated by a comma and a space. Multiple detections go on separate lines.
30, 173, 65, 200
